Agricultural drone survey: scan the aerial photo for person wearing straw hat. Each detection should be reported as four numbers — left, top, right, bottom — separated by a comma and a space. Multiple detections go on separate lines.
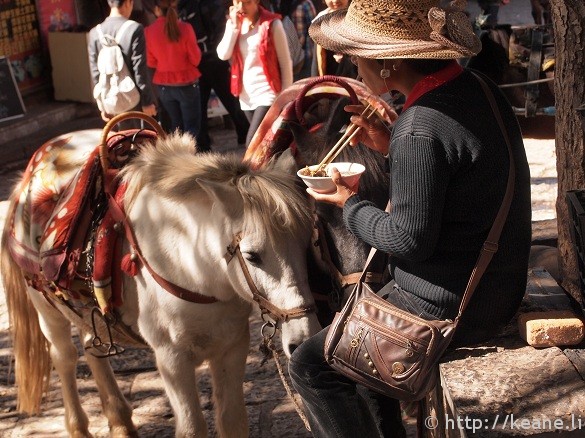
288, 0, 532, 436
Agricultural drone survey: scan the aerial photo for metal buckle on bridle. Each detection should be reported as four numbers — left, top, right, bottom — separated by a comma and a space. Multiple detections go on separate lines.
259, 313, 279, 365
224, 233, 242, 263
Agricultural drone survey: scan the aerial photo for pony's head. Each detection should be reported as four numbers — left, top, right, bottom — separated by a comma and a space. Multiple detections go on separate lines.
120, 133, 320, 356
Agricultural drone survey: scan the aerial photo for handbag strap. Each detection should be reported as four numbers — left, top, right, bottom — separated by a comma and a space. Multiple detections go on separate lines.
357, 72, 516, 326
453, 72, 516, 323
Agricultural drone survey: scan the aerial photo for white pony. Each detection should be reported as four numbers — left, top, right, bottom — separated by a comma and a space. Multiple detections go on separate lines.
1, 130, 320, 437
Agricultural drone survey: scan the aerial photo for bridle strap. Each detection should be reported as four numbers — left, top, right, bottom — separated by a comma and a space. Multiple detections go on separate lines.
107, 191, 313, 318
314, 217, 383, 289
106, 191, 218, 304
225, 234, 316, 322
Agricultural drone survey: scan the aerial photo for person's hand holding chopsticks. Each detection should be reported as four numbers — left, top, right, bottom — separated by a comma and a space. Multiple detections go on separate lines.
345, 104, 392, 155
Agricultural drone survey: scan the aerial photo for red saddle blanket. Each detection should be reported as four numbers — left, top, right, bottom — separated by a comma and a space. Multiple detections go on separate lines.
8, 130, 103, 285
6, 128, 158, 310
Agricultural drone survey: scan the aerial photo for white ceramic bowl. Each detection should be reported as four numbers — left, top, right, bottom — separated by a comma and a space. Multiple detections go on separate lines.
297, 162, 366, 193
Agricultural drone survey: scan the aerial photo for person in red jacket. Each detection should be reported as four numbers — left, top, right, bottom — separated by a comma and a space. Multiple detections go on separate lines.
145, 0, 202, 139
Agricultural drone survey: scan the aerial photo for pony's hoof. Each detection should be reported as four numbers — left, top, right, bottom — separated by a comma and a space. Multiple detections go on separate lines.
110, 425, 138, 438
70, 432, 93, 438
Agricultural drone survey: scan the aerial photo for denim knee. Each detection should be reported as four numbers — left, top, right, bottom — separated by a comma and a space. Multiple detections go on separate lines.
289, 326, 329, 388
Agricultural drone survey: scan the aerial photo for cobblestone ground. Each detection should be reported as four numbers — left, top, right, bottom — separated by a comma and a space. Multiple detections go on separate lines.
0, 117, 555, 436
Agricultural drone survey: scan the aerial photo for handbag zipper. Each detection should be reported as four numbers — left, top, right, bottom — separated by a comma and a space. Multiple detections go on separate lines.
359, 313, 428, 351
360, 298, 434, 347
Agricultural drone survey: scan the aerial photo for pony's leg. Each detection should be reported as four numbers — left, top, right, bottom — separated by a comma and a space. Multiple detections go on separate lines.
153, 346, 207, 437
208, 328, 250, 438
26, 290, 91, 437
80, 331, 137, 437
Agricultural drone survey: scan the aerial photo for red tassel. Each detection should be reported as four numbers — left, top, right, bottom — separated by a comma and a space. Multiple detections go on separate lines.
121, 253, 140, 276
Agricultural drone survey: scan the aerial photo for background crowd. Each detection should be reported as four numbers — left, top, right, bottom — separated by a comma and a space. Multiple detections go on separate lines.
88, 0, 355, 150
88, 0, 539, 150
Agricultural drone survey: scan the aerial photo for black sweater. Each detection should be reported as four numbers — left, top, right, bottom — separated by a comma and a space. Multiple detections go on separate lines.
343, 70, 532, 343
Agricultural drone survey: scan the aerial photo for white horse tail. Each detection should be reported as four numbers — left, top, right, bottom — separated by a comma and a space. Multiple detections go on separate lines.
1, 191, 51, 414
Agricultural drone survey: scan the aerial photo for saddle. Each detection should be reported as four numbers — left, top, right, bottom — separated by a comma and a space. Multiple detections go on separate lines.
7, 114, 165, 315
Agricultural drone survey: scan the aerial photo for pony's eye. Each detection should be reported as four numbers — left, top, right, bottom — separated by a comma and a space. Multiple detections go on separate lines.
244, 252, 262, 265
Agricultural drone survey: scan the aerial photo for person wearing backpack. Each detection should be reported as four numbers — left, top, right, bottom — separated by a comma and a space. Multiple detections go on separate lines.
145, 0, 202, 139
88, 0, 157, 128
260, 1, 306, 78
276, 0, 317, 80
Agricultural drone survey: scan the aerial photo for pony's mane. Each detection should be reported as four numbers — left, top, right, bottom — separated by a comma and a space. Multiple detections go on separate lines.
120, 133, 312, 238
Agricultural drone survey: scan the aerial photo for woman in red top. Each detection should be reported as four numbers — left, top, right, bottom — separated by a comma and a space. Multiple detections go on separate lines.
145, 0, 202, 139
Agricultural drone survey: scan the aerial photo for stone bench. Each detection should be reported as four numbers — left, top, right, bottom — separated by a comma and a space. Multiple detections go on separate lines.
422, 268, 585, 437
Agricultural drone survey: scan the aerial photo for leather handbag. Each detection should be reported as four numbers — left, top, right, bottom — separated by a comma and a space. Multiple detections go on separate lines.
324, 73, 516, 401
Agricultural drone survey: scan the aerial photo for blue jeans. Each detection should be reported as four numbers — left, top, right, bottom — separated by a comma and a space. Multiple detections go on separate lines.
156, 83, 201, 139
289, 283, 421, 437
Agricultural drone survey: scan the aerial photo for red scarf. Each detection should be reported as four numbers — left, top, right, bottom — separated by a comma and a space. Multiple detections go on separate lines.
402, 60, 463, 111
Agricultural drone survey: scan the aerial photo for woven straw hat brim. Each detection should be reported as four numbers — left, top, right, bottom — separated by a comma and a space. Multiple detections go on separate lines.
309, 8, 472, 60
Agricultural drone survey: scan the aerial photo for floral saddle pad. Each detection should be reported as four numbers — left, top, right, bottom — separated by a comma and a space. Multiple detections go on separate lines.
6, 128, 158, 308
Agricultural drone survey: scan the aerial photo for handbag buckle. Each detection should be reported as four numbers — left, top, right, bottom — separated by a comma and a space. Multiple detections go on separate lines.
483, 241, 498, 253
391, 362, 405, 375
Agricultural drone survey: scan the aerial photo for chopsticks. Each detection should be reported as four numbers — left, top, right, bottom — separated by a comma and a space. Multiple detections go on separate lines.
313, 104, 378, 175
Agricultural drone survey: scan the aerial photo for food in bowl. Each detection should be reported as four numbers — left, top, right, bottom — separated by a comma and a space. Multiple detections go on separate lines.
299, 167, 328, 177
297, 162, 366, 193
299, 167, 361, 177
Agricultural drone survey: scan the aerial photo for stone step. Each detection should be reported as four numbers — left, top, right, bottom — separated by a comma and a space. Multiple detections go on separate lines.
0, 98, 100, 166
424, 269, 585, 437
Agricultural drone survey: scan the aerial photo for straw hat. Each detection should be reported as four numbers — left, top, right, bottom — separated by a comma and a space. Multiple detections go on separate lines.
309, 0, 481, 59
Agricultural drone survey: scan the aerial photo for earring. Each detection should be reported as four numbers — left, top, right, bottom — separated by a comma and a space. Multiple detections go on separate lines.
392, 63, 399, 71
380, 59, 391, 79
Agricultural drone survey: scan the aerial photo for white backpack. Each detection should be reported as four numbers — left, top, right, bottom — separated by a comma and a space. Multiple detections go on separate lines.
93, 21, 140, 115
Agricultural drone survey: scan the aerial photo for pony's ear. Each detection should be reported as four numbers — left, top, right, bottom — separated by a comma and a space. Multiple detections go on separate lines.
196, 178, 242, 218
289, 121, 321, 167
288, 121, 309, 143
271, 148, 297, 175
325, 96, 352, 137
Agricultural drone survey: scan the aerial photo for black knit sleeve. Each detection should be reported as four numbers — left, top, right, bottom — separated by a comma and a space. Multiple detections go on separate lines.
343, 132, 451, 261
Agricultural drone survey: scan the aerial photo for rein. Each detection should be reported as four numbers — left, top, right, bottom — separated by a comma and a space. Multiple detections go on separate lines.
107, 194, 315, 321
106, 191, 218, 304
314, 216, 384, 295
